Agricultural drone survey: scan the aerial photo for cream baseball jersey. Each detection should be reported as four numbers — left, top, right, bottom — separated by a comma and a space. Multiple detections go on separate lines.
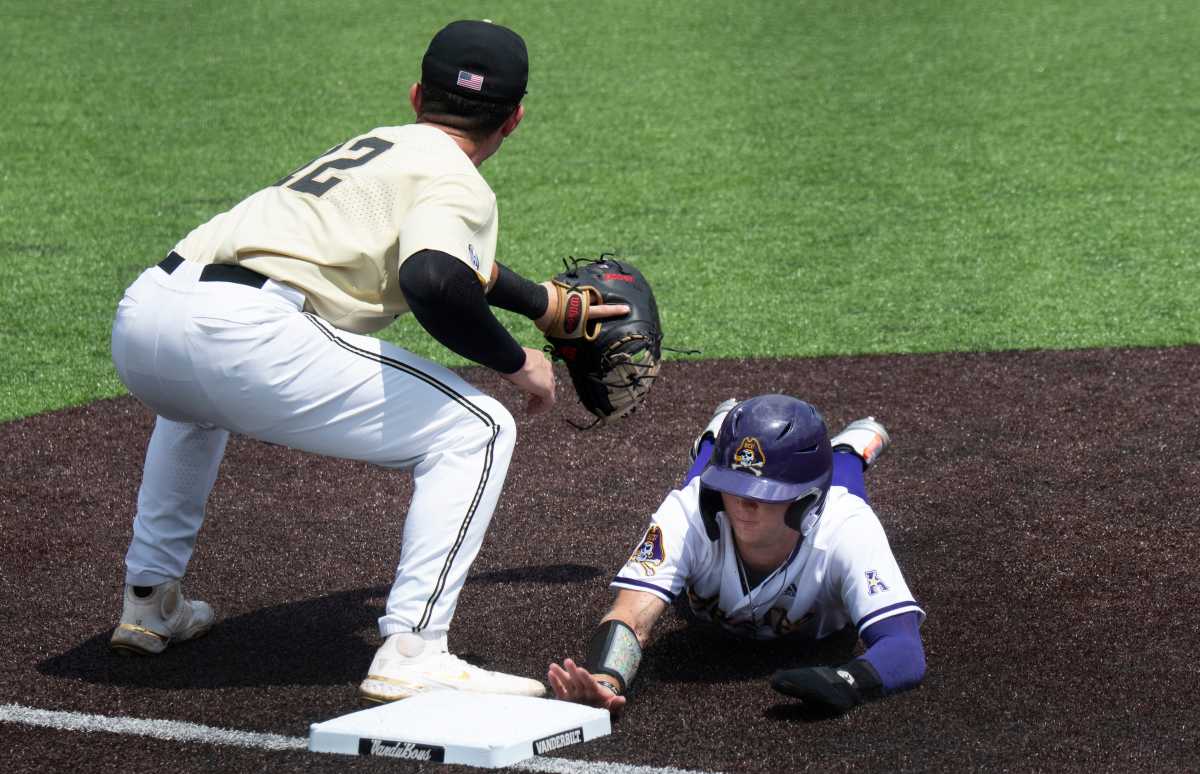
172, 123, 497, 334
613, 477, 925, 640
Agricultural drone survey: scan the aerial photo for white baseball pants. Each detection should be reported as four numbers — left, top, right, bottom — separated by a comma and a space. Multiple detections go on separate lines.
110, 259, 515, 636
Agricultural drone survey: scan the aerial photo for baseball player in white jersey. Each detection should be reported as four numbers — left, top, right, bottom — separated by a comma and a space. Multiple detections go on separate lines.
108, 20, 628, 703
549, 395, 927, 715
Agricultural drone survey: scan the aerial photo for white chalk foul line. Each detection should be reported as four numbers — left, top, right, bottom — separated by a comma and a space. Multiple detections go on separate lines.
0, 703, 713, 774
0, 702, 304, 750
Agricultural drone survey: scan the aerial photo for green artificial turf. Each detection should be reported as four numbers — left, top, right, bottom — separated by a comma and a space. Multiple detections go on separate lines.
2, 0, 1197, 420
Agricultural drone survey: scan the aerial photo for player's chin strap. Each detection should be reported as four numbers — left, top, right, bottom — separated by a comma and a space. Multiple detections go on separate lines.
585, 619, 641, 696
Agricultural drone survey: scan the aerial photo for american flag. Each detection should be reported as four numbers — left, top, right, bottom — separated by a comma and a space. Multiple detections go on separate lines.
456, 70, 484, 92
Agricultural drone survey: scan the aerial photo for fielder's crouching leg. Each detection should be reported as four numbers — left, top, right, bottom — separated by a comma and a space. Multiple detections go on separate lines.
380, 392, 516, 637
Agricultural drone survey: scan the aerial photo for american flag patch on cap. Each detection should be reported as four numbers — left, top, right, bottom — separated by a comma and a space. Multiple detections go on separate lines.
457, 70, 484, 91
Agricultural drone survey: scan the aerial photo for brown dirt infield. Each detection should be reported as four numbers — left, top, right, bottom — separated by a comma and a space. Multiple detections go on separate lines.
1, 346, 1198, 773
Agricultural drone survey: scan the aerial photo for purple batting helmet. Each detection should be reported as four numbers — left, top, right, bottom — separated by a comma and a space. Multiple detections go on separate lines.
698, 394, 833, 537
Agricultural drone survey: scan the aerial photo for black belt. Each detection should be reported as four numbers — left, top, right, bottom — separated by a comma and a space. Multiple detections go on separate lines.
157, 251, 269, 289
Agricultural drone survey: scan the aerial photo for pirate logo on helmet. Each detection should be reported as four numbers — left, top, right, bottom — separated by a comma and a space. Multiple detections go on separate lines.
731, 437, 766, 477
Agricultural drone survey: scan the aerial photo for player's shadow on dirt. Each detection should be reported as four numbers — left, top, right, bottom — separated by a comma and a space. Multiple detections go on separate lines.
466, 563, 604, 584
38, 585, 391, 690
38, 565, 602, 691
762, 701, 854, 723
645, 622, 859, 684
644, 622, 862, 723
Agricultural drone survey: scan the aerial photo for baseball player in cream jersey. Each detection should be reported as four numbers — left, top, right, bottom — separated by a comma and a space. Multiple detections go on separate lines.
549, 395, 926, 716
109, 20, 628, 703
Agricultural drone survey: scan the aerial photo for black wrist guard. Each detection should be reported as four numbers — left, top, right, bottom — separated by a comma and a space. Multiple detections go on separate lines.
585, 619, 641, 695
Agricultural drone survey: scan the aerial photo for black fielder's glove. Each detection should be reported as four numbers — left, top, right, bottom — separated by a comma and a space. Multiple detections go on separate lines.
770, 660, 884, 714
542, 255, 663, 426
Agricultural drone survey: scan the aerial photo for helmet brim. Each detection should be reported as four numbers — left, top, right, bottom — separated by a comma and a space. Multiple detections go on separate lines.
698, 465, 814, 503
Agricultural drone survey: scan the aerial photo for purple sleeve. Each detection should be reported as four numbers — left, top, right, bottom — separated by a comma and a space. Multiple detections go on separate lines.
831, 449, 868, 501
682, 437, 713, 487
859, 611, 926, 694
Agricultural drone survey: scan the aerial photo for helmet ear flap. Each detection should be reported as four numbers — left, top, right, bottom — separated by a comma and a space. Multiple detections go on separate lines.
783, 482, 831, 536
699, 486, 722, 540
705, 484, 827, 539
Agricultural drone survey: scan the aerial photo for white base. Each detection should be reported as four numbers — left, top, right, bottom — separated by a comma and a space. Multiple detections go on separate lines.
308, 693, 611, 768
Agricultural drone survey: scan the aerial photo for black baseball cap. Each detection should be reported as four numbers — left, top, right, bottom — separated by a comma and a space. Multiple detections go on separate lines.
421, 20, 528, 104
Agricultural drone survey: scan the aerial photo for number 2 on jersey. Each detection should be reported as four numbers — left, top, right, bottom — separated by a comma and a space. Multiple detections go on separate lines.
274, 136, 394, 197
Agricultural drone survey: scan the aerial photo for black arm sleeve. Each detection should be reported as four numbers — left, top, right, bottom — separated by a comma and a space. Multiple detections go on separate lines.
398, 250, 526, 375
488, 262, 548, 320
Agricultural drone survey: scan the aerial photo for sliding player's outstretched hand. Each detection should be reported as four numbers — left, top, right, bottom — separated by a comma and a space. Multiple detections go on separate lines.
547, 658, 627, 718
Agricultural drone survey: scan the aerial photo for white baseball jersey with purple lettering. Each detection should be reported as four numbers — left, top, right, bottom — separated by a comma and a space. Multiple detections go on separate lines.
612, 476, 924, 639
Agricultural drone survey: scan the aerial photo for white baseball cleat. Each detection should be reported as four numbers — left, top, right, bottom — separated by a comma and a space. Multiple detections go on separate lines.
110, 580, 214, 656
830, 417, 891, 468
690, 398, 739, 462
359, 632, 546, 704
